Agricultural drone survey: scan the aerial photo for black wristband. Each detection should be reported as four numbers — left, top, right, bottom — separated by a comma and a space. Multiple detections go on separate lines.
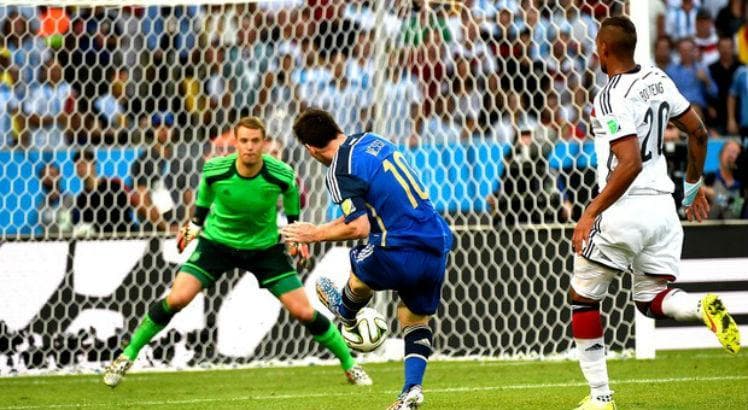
192, 206, 209, 226
287, 214, 299, 224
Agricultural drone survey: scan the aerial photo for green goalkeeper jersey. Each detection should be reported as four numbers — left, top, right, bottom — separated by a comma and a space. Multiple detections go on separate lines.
195, 153, 300, 250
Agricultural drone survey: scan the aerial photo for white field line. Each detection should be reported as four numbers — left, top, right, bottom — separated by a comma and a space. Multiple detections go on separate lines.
0, 360, 567, 385
0, 375, 745, 409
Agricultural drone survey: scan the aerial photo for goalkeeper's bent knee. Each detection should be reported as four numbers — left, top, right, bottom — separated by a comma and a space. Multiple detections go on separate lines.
148, 299, 179, 326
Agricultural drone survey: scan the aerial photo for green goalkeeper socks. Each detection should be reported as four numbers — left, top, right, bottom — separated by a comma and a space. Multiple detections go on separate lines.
307, 312, 356, 371
122, 315, 164, 360
122, 299, 176, 360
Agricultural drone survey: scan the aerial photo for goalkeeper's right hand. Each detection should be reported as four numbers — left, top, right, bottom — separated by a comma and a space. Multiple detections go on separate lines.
177, 222, 201, 253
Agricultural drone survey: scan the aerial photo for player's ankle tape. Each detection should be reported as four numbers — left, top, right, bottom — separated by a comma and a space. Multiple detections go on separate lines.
148, 299, 178, 326
303, 311, 331, 336
570, 299, 600, 312
404, 325, 433, 358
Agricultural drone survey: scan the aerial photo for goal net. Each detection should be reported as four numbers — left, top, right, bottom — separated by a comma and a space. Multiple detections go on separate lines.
0, 0, 632, 374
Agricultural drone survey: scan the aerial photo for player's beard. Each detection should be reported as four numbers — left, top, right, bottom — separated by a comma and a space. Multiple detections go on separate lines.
600, 61, 608, 75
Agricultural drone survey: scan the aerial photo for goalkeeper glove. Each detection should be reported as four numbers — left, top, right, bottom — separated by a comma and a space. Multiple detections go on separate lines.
177, 222, 201, 253
682, 177, 703, 207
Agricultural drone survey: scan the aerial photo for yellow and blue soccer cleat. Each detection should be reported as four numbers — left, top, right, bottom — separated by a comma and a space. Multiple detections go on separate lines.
700, 294, 741, 355
573, 395, 617, 410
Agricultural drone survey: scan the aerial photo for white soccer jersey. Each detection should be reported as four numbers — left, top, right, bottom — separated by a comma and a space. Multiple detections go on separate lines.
591, 65, 691, 196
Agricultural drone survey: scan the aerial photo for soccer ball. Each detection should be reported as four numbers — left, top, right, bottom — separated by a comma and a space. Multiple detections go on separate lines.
341, 307, 388, 353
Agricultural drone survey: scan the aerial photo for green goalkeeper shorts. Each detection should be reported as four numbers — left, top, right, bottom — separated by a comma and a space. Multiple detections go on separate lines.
180, 237, 302, 297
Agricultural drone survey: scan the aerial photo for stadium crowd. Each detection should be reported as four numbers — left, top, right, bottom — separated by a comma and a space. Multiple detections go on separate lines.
1, 0, 748, 239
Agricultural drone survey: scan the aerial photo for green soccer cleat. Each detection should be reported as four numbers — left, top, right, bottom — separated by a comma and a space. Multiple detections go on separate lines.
572, 395, 617, 410
387, 385, 424, 410
345, 364, 373, 386
103, 354, 133, 388
700, 294, 741, 355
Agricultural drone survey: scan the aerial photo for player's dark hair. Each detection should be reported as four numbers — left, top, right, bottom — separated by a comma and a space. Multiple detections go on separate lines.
73, 149, 95, 163
292, 109, 343, 148
600, 16, 637, 58
235, 116, 266, 139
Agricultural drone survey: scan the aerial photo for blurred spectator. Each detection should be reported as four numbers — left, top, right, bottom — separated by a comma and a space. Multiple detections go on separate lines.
312, 1, 359, 58
346, 31, 375, 91
451, 11, 497, 74
500, 27, 549, 115
402, 1, 453, 47
707, 36, 741, 133
727, 65, 748, 139
202, 4, 241, 47
409, 28, 448, 117
379, 54, 422, 144
694, 10, 719, 65
418, 97, 463, 145
547, 26, 585, 96
21, 58, 75, 149
485, 91, 538, 144
715, 0, 745, 38
72, 149, 132, 235
453, 58, 483, 124
524, 6, 553, 59
488, 128, 560, 225
552, 0, 597, 58
129, 113, 178, 232
94, 69, 129, 130
702, 0, 728, 20
209, 127, 235, 159
653, 36, 674, 71
665, 0, 698, 41
0, 46, 18, 88
704, 140, 744, 219
2, 10, 49, 91
666, 38, 717, 118
0, 82, 19, 147
257, 52, 301, 144
37, 163, 73, 236
490, 6, 518, 59
738, 18, 748, 64
37, 6, 69, 48
650, 0, 667, 40
318, 51, 370, 134
469, 0, 498, 23
142, 6, 199, 60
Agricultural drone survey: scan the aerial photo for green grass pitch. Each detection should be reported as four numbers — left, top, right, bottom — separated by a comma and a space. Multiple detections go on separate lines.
0, 349, 745, 409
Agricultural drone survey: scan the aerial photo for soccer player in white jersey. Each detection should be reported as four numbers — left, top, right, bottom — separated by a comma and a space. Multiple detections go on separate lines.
569, 16, 741, 410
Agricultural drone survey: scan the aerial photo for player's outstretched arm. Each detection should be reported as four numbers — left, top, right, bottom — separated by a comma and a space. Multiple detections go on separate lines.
282, 215, 370, 244
572, 136, 642, 254
670, 107, 710, 222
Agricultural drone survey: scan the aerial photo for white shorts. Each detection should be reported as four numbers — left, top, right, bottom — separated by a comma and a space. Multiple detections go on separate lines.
571, 194, 683, 302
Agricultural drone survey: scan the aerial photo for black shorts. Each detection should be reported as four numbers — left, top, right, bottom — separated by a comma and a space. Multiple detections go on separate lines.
181, 237, 301, 296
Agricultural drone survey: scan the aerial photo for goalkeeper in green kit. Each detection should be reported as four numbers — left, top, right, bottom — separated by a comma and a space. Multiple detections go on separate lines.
104, 117, 371, 387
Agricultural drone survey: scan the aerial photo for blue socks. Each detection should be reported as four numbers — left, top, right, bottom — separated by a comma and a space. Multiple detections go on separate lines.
339, 283, 371, 325
403, 324, 433, 392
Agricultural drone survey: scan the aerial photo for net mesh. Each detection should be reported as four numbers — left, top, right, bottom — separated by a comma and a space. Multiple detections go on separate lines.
0, 1, 632, 373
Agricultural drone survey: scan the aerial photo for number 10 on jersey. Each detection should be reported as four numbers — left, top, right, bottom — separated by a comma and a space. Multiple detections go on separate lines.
383, 152, 429, 208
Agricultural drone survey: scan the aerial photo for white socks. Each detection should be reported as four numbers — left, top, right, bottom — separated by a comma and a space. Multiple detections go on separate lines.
575, 337, 612, 399
661, 289, 701, 321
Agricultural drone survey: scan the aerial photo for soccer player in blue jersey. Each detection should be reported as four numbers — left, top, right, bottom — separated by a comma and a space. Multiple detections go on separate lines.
283, 109, 452, 410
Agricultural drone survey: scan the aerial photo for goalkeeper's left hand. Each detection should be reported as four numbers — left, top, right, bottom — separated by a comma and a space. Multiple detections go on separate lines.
177, 222, 201, 253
